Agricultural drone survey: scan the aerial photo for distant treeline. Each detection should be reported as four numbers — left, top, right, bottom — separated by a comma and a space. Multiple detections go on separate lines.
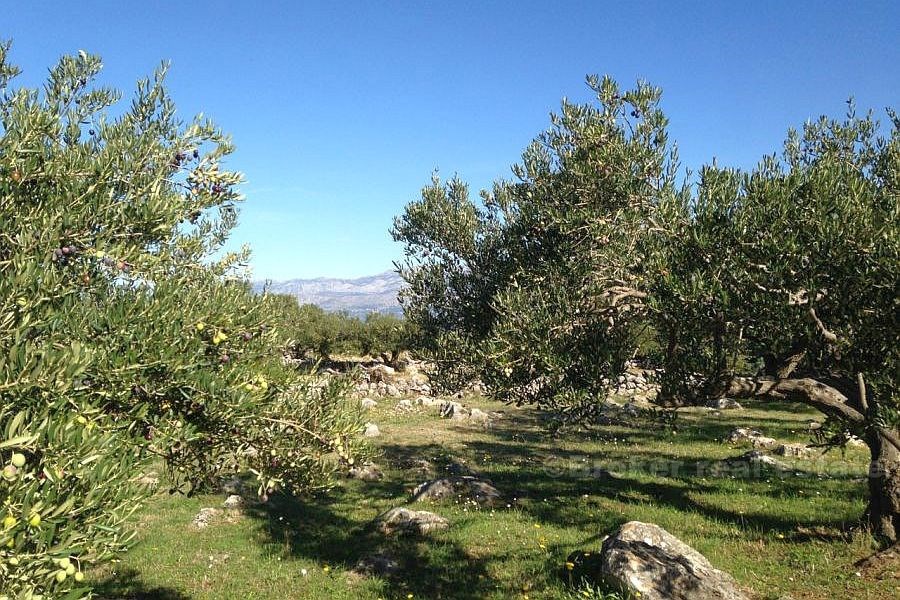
266, 293, 415, 362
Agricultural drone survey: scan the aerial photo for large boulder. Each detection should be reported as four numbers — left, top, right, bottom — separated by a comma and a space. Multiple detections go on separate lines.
600, 521, 749, 600
373, 507, 449, 535
412, 475, 502, 506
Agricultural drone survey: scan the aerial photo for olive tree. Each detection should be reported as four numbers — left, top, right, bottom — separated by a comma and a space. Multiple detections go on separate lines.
0, 44, 363, 598
651, 107, 899, 544
393, 77, 899, 545
393, 76, 677, 417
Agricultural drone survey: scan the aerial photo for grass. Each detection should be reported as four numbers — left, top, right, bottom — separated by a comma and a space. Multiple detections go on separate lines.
92, 395, 898, 599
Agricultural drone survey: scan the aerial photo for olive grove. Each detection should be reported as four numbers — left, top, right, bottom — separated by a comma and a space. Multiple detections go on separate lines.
393, 77, 899, 545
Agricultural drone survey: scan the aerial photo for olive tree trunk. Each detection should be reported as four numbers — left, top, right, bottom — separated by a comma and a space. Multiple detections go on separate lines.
866, 429, 900, 545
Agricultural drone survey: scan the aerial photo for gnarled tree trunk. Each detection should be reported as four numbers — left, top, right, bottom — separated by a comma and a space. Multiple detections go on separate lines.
866, 429, 900, 545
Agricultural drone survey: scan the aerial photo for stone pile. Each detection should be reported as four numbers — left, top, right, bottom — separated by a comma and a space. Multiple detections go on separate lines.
727, 427, 817, 458
596, 362, 660, 403
352, 360, 432, 399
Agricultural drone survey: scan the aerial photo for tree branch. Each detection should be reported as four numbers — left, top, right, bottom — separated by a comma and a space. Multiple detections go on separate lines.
604, 286, 648, 305
857, 372, 869, 414
776, 350, 806, 379
725, 376, 900, 452
808, 307, 839, 343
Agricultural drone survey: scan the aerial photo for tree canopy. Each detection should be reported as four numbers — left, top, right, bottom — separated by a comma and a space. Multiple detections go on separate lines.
393, 77, 899, 544
0, 44, 363, 598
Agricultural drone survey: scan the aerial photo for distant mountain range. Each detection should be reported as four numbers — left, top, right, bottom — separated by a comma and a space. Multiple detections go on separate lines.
252, 271, 404, 317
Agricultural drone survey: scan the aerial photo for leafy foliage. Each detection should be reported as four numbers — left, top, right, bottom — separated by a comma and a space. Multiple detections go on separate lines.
394, 75, 899, 541
0, 44, 363, 598
393, 76, 679, 414
652, 105, 898, 426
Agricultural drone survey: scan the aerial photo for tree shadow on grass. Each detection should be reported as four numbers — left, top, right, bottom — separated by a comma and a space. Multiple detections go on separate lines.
240, 400, 866, 597
93, 568, 191, 600
369, 418, 866, 541
242, 489, 499, 599
469, 435, 865, 530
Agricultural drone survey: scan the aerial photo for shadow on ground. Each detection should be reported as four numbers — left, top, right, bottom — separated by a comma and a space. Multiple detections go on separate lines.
93, 568, 192, 600
237, 399, 868, 598
243, 491, 497, 599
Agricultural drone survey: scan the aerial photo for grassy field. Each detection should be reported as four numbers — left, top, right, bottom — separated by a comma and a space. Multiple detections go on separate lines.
93, 395, 898, 599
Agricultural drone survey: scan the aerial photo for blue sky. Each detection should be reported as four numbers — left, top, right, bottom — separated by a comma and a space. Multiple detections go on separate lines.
6, 1, 898, 279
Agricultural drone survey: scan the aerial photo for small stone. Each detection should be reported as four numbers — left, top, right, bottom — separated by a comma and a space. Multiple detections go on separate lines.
709, 398, 743, 410
750, 436, 780, 450
361, 398, 378, 410
223, 495, 244, 510
363, 422, 381, 438
348, 462, 383, 481
412, 476, 502, 506
368, 364, 396, 383
192, 508, 221, 529
468, 408, 491, 425
729, 450, 789, 470
775, 443, 813, 458
439, 400, 465, 419
727, 427, 778, 449
414, 395, 441, 407
727, 427, 764, 443
373, 507, 449, 535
